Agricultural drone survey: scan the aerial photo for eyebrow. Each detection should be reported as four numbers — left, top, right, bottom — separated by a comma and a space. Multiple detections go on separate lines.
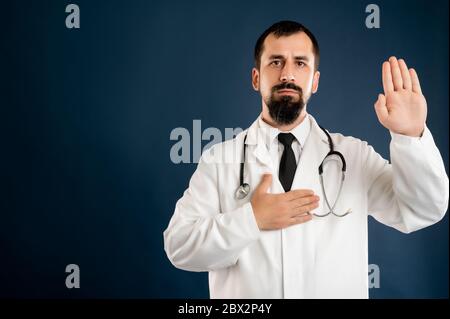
268, 55, 310, 62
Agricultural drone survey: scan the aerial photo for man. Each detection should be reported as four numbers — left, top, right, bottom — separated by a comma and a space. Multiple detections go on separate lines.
163, 21, 448, 298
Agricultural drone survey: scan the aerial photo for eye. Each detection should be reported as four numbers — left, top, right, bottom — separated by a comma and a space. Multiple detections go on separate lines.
296, 61, 306, 67
270, 60, 282, 67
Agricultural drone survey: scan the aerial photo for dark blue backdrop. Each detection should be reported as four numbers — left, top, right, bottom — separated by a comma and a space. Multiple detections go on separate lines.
0, 0, 448, 298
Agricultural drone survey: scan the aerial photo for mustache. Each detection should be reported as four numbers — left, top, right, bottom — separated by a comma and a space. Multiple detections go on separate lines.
271, 83, 303, 94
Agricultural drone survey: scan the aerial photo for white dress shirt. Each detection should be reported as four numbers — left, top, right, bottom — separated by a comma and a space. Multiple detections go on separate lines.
257, 114, 311, 177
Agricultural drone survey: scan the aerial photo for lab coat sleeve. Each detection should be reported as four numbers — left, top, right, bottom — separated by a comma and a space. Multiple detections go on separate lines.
163, 145, 261, 272
365, 126, 449, 233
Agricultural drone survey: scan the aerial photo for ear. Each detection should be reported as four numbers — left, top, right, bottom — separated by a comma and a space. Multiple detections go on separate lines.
312, 71, 320, 94
252, 68, 260, 91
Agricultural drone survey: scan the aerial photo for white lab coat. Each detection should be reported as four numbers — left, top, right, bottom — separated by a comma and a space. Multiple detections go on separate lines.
163, 114, 448, 298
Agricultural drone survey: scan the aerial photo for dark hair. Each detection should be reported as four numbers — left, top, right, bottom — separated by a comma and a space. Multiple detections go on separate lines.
254, 20, 320, 71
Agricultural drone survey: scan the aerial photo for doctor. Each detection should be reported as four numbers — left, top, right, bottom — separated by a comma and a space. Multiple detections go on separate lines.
163, 21, 448, 298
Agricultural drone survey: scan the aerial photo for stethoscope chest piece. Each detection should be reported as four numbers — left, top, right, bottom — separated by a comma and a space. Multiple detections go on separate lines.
235, 183, 250, 200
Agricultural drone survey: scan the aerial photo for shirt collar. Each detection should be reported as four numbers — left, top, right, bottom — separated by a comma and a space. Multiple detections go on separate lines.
257, 113, 311, 150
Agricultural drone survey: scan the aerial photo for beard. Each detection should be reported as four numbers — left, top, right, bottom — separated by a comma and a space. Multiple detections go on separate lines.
265, 83, 307, 126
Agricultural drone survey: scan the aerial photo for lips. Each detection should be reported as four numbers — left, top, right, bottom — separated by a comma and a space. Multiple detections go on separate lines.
277, 89, 298, 94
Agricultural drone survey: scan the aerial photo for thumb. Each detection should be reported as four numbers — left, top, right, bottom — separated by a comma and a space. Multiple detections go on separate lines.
374, 93, 389, 125
256, 174, 272, 194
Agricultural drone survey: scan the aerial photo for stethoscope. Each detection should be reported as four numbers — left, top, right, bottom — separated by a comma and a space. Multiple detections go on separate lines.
235, 126, 351, 217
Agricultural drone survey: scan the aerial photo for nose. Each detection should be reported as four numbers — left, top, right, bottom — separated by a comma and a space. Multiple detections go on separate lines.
280, 74, 295, 82
280, 63, 295, 82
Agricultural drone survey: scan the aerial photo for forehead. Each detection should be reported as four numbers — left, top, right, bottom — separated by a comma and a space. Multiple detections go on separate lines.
261, 32, 314, 59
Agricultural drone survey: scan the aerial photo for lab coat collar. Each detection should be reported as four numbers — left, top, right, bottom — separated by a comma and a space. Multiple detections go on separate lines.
245, 114, 330, 172
256, 115, 311, 152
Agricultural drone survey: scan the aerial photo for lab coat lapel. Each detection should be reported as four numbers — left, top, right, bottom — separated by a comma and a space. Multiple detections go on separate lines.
245, 118, 283, 193
245, 118, 272, 168
291, 115, 330, 190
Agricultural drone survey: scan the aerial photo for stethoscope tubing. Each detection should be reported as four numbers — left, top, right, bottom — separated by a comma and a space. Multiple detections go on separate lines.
236, 125, 350, 217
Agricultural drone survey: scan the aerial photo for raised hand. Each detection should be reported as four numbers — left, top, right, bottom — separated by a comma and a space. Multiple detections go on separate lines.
374, 56, 427, 137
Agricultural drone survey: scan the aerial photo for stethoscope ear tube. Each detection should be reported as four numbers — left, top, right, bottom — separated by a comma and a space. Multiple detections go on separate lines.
316, 126, 349, 217
316, 170, 348, 217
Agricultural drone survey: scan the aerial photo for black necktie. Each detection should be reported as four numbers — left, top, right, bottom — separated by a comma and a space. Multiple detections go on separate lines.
278, 133, 297, 192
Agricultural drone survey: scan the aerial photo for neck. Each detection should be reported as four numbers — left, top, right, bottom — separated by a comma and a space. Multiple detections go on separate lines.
261, 107, 308, 132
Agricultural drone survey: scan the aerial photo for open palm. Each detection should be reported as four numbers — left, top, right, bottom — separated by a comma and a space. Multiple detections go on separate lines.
374, 57, 427, 137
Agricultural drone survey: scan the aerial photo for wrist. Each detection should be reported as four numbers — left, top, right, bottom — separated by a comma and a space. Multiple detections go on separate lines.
392, 125, 425, 138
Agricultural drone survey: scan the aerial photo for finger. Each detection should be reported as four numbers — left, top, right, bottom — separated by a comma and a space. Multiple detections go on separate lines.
289, 195, 320, 208
284, 189, 315, 201
288, 213, 312, 226
409, 68, 422, 94
374, 94, 389, 124
382, 61, 394, 94
291, 201, 320, 217
398, 59, 412, 90
389, 56, 403, 91
256, 174, 272, 194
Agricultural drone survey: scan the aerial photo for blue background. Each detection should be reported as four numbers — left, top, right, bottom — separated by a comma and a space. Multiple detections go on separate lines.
0, 0, 448, 298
